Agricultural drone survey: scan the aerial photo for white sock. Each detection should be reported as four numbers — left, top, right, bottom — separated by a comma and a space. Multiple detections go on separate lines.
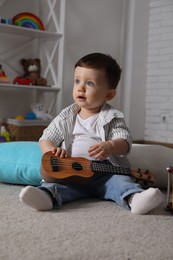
130, 188, 164, 215
19, 186, 53, 211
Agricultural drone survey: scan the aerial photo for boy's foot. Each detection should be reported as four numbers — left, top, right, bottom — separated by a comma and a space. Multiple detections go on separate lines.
130, 188, 164, 215
19, 186, 53, 211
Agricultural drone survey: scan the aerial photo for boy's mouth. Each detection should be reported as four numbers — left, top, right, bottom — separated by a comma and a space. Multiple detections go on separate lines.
77, 95, 86, 100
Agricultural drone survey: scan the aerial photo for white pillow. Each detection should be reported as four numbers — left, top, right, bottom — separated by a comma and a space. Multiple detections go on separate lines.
129, 144, 173, 189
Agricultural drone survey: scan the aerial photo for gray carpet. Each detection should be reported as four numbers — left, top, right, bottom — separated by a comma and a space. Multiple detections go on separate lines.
0, 183, 173, 260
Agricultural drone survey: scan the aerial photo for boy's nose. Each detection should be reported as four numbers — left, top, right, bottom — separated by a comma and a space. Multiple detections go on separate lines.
78, 84, 86, 92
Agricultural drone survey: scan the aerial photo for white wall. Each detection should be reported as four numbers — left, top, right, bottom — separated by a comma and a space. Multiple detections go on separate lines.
62, 0, 150, 141
145, 0, 173, 143
62, 0, 125, 108
119, 0, 150, 140
120, 0, 173, 143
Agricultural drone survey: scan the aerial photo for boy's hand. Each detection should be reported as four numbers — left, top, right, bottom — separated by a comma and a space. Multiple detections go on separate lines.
88, 142, 113, 160
52, 147, 68, 157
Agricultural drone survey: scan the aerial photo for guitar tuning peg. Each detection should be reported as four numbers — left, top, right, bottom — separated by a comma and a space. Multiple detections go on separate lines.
137, 168, 141, 173
145, 170, 149, 174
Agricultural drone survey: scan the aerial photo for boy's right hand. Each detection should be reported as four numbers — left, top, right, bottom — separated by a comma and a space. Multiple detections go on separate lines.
52, 147, 68, 157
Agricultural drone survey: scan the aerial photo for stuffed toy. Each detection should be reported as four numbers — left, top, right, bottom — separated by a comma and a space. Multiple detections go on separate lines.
20, 58, 47, 86
30, 102, 53, 121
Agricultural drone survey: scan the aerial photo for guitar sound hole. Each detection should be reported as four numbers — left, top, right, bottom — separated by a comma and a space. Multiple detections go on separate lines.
72, 162, 83, 171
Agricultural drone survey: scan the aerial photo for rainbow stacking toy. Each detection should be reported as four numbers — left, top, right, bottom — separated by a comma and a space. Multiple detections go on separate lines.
12, 12, 45, 30
0, 65, 10, 83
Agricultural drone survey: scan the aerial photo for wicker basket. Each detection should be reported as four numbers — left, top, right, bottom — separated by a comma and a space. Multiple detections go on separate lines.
6, 119, 50, 141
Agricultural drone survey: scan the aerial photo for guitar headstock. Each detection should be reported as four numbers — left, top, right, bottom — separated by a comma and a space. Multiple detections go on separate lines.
131, 168, 155, 183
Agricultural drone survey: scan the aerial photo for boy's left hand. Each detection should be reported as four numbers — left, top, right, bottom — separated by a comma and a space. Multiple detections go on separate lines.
88, 141, 112, 160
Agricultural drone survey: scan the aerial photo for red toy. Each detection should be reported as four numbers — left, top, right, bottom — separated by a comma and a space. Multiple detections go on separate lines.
13, 76, 33, 85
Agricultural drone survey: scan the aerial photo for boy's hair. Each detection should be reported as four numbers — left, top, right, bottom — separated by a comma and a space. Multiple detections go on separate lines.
75, 53, 121, 89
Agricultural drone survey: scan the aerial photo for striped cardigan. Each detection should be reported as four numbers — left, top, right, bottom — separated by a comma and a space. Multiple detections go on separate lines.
40, 103, 132, 167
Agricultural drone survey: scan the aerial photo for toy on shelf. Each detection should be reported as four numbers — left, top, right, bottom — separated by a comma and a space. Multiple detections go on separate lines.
12, 12, 45, 31
30, 102, 53, 121
0, 125, 10, 142
0, 18, 12, 24
0, 12, 45, 31
0, 136, 6, 142
25, 112, 37, 120
13, 58, 47, 86
15, 115, 25, 120
0, 65, 10, 83
13, 77, 33, 85
16, 103, 53, 121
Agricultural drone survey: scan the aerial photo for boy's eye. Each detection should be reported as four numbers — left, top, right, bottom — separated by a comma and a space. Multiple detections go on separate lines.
75, 79, 80, 84
87, 81, 94, 87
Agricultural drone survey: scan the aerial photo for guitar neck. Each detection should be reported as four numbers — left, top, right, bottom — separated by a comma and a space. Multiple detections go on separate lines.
91, 161, 131, 176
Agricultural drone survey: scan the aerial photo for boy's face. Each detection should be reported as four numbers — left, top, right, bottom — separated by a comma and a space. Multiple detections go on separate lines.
73, 66, 116, 114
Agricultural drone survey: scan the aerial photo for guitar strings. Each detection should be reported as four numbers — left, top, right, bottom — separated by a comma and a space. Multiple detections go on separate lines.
46, 161, 152, 182
49, 161, 130, 173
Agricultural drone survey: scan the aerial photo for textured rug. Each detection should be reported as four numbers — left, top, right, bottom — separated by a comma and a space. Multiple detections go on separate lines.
0, 183, 173, 260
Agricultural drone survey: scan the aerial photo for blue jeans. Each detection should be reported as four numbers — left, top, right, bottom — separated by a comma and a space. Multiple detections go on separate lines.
40, 174, 143, 210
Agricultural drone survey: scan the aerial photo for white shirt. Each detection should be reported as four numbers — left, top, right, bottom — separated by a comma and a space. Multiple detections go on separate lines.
70, 114, 101, 159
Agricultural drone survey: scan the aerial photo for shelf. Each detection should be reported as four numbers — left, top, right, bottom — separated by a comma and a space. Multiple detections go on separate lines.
0, 23, 62, 40
0, 83, 60, 92
0, 0, 65, 119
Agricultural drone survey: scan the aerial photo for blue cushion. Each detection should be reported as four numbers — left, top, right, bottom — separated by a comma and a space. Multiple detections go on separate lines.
0, 141, 42, 185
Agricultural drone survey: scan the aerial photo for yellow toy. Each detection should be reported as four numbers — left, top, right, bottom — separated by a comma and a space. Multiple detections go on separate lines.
0, 126, 10, 142
15, 115, 25, 120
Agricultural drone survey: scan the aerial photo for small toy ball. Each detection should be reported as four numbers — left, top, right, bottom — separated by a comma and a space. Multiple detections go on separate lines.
16, 115, 25, 120
25, 112, 37, 120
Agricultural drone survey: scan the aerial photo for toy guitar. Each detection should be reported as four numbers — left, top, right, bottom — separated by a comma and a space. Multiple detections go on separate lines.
41, 151, 155, 184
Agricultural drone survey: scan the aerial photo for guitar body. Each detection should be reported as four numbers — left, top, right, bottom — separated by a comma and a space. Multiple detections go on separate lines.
41, 152, 94, 184
41, 151, 155, 184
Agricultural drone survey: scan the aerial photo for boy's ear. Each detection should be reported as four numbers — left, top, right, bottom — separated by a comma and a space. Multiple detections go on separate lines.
106, 89, 116, 101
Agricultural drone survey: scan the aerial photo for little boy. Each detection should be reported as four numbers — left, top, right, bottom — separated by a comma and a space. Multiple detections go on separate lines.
19, 53, 164, 214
